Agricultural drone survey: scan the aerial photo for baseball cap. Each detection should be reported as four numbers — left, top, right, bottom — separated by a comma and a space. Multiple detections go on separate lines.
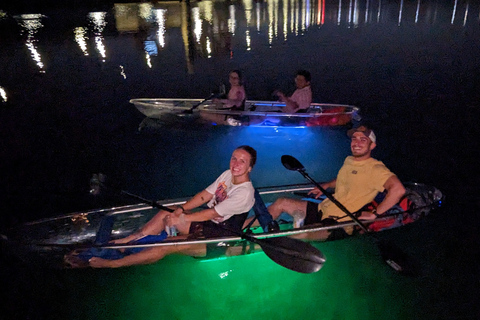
347, 125, 376, 143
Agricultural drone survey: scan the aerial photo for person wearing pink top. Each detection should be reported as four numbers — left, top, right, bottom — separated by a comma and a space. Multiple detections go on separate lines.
213, 70, 246, 110
276, 70, 312, 113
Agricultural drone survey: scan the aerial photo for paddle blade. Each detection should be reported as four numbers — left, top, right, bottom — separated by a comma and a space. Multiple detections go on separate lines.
281, 155, 305, 172
378, 240, 419, 277
218, 84, 226, 96
89, 173, 106, 195
257, 236, 326, 274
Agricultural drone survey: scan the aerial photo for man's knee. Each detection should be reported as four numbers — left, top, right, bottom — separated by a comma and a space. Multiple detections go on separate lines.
276, 197, 293, 208
269, 198, 295, 215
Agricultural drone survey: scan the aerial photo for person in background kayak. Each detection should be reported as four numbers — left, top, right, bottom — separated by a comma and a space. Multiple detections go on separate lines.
275, 69, 312, 113
82, 145, 257, 268
257, 126, 406, 228
213, 70, 246, 110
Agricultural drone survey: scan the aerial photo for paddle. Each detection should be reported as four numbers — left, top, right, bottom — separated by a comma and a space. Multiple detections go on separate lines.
183, 84, 226, 114
89, 174, 326, 274
183, 94, 215, 114
281, 155, 418, 275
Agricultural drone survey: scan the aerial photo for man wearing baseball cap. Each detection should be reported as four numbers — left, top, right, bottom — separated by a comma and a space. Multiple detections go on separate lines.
264, 125, 406, 227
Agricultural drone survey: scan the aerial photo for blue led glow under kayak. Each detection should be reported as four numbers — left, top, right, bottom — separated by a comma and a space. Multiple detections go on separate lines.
129, 98, 361, 127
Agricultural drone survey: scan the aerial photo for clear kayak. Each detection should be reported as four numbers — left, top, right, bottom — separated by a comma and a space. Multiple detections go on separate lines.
129, 98, 361, 127
1, 182, 443, 269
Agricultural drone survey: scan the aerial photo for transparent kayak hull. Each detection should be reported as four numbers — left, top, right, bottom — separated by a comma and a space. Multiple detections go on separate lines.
2, 183, 443, 268
129, 98, 361, 127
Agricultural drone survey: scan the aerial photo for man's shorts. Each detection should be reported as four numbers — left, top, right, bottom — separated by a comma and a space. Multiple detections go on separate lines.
189, 221, 240, 259
305, 201, 324, 225
189, 220, 237, 239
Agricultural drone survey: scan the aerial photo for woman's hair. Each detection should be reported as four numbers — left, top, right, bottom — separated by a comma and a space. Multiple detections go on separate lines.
235, 145, 257, 168
230, 70, 243, 84
296, 69, 311, 82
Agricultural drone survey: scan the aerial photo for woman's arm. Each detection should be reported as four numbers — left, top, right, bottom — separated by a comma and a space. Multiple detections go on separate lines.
182, 189, 214, 211
171, 208, 220, 226
111, 189, 214, 243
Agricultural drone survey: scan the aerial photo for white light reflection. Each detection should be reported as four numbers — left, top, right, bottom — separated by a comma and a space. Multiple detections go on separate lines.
463, 3, 469, 26
26, 42, 44, 70
119, 65, 126, 79
256, 2, 261, 32
377, 0, 382, 23
304, 0, 311, 31
337, 0, 342, 25
353, 0, 359, 27
146, 52, 152, 68
244, 0, 253, 49
228, 5, 236, 35
88, 12, 107, 62
17, 14, 45, 72
192, 7, 202, 43
398, 0, 404, 26
268, 0, 274, 44
74, 27, 89, 56
0, 86, 7, 103
206, 36, 212, 58
154, 9, 167, 48
267, 0, 279, 44
301, 0, 307, 33
451, 0, 457, 24
415, 0, 420, 23
283, 0, 288, 41
218, 270, 232, 279
347, 0, 353, 25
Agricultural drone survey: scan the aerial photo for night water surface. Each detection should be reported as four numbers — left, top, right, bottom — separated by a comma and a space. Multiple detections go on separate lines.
1, 0, 479, 319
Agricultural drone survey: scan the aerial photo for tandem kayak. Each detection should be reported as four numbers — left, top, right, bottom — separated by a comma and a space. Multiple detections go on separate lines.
1, 182, 442, 270
129, 98, 360, 127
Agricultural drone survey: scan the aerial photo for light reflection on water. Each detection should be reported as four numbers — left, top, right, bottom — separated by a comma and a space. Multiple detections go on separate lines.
0, 86, 7, 102
88, 12, 107, 61
15, 14, 46, 72
5, 0, 479, 77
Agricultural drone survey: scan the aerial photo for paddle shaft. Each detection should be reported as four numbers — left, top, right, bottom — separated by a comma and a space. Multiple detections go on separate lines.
185, 94, 215, 113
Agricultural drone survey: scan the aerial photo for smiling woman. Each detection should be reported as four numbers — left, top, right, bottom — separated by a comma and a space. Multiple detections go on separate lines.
69, 146, 258, 269
213, 70, 246, 110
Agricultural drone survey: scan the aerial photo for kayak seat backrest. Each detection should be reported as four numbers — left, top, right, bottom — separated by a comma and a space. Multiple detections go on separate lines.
371, 187, 431, 218
219, 211, 250, 233
367, 186, 435, 232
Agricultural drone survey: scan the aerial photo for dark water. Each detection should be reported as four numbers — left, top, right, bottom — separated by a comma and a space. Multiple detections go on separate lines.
1, 0, 480, 319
